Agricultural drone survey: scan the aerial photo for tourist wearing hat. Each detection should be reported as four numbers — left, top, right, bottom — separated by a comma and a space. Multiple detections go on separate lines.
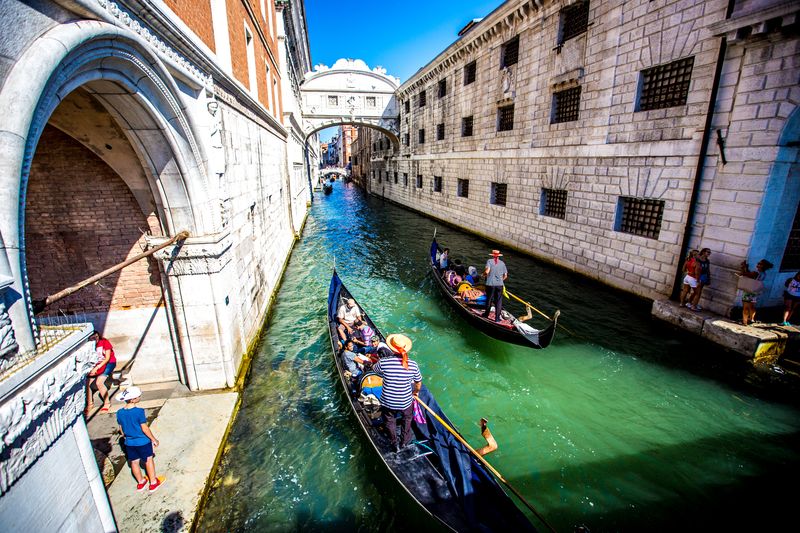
482, 249, 508, 322
373, 333, 422, 453
116, 386, 165, 493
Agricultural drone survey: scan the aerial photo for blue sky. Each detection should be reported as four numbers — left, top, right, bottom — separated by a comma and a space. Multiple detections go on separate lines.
305, 0, 502, 141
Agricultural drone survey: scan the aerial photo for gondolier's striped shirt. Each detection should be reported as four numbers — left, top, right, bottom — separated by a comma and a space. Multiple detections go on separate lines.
373, 357, 422, 410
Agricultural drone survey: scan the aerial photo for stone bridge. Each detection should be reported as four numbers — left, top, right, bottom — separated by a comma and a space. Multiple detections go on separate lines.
319, 167, 349, 178
300, 59, 400, 147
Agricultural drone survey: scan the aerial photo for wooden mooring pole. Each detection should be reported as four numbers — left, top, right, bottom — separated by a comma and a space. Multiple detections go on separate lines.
33, 230, 190, 313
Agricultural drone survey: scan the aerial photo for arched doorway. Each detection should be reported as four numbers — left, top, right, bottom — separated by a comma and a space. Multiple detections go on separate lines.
0, 23, 212, 387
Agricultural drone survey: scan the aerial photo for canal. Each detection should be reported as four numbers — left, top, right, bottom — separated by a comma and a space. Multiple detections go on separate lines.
199, 181, 800, 532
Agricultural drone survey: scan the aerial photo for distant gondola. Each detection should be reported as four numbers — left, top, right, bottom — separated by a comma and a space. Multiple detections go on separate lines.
327, 271, 538, 532
430, 239, 559, 349
322, 182, 333, 194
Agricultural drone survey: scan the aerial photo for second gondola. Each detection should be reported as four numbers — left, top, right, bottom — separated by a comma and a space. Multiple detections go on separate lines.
430, 238, 559, 349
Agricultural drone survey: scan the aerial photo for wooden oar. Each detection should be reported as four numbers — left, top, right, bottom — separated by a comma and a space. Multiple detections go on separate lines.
415, 397, 558, 533
503, 287, 575, 337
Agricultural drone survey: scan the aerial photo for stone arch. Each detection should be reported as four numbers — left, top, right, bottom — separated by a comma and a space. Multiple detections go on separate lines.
305, 120, 401, 150
752, 105, 800, 296
0, 21, 211, 351
319, 167, 349, 178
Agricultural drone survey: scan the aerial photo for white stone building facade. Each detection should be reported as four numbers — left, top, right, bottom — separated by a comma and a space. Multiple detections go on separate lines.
360, 0, 800, 315
0, 0, 318, 529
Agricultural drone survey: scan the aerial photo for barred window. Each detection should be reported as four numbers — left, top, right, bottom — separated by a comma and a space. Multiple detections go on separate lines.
501, 36, 519, 68
497, 104, 514, 131
403, 173, 409, 187
552, 86, 581, 124
378, 171, 382, 183
419, 128, 426, 144
780, 202, 800, 270
490, 183, 507, 206
541, 188, 568, 219
372, 142, 377, 151
638, 57, 694, 111
353, 156, 358, 166
394, 172, 398, 184
419, 90, 427, 107
434, 176, 443, 193
404, 100, 410, 113
462, 116, 474, 137
366, 96, 377, 107
328, 95, 338, 106
464, 61, 477, 85
457, 179, 469, 198
416, 174, 423, 188
617, 196, 665, 239
558, 1, 590, 45
436, 123, 445, 141
438, 79, 447, 98
403, 133, 410, 146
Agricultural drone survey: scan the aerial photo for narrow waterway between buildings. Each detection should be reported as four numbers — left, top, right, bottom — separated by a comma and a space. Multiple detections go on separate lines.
199, 181, 800, 532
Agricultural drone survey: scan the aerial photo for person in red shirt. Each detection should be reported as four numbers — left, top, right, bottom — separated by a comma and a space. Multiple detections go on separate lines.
87, 331, 117, 413
679, 249, 699, 309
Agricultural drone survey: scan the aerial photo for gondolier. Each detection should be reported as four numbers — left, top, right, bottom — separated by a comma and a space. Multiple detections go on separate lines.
373, 333, 422, 453
483, 249, 508, 323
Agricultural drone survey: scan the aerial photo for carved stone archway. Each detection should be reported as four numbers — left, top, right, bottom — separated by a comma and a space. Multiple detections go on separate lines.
301, 59, 400, 147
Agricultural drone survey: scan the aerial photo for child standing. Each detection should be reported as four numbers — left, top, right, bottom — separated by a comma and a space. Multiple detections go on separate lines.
116, 386, 165, 493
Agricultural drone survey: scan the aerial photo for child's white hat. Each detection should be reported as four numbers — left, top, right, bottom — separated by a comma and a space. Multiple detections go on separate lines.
118, 386, 142, 402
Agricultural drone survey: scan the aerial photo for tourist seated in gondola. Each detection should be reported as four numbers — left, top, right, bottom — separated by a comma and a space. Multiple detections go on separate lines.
443, 269, 462, 288
452, 259, 466, 277
465, 266, 479, 285
341, 339, 370, 379
456, 279, 486, 306
337, 298, 363, 341
438, 248, 450, 270
351, 320, 375, 348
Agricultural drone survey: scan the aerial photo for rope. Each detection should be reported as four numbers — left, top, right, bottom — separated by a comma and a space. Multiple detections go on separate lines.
415, 397, 558, 533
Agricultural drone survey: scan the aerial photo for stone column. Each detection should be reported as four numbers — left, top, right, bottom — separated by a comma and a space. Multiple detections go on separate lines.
153, 233, 236, 391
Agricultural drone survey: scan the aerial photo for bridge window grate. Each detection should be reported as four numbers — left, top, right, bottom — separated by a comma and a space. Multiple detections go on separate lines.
438, 79, 447, 98
416, 175, 423, 189
501, 36, 519, 68
464, 61, 477, 85
462, 116, 473, 137
457, 179, 469, 198
541, 188, 568, 219
419, 128, 426, 144
497, 104, 514, 132
552, 86, 581, 124
490, 183, 507, 206
366, 96, 376, 107
328, 95, 338, 106
617, 196, 664, 239
419, 90, 427, 107
559, 1, 590, 45
436, 123, 445, 140
434, 176, 443, 193
638, 57, 694, 111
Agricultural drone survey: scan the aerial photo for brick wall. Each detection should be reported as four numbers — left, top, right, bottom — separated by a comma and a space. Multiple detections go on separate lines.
163, 0, 216, 52
25, 125, 163, 313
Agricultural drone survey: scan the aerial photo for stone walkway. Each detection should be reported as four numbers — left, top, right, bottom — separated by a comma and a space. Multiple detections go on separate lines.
86, 381, 238, 532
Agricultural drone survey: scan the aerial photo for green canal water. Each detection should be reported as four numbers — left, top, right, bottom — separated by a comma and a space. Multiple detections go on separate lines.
199, 182, 800, 532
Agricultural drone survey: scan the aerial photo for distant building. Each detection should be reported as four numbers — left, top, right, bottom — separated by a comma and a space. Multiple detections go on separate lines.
357, 0, 800, 316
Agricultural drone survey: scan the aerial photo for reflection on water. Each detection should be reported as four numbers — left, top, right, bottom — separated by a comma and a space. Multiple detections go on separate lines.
199, 181, 800, 532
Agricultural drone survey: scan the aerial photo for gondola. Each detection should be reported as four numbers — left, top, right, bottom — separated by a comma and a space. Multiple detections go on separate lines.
327, 271, 538, 532
322, 182, 333, 194
429, 239, 559, 349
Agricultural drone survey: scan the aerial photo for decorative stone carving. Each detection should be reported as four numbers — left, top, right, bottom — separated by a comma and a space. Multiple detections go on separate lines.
153, 234, 233, 276
0, 334, 95, 494
0, 277, 18, 364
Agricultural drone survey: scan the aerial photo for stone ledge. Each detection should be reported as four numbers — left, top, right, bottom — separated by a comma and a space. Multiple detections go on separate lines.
652, 299, 796, 358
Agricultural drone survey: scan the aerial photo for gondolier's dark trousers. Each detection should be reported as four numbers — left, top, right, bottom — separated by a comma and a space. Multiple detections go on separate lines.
483, 285, 503, 321
382, 404, 414, 448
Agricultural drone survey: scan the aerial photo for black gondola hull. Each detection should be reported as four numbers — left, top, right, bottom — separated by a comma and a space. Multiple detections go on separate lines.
327, 271, 537, 532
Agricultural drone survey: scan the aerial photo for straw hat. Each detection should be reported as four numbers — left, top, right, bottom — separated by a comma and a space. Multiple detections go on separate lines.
489, 249, 503, 256
385, 333, 413, 354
